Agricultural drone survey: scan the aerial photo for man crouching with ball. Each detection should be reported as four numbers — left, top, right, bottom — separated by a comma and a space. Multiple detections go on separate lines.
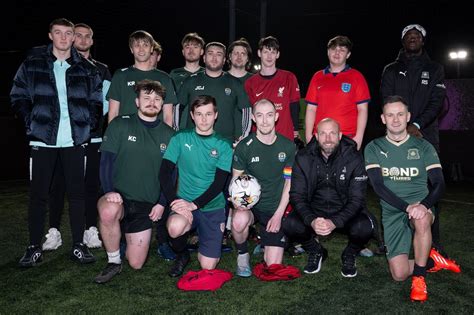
231, 99, 296, 277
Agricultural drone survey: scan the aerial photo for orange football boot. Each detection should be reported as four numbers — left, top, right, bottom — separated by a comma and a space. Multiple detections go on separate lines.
410, 276, 428, 302
428, 248, 461, 273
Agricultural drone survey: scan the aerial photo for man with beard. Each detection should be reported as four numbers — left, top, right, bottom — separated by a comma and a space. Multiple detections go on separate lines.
380, 24, 447, 256
177, 41, 251, 143
283, 118, 374, 278
170, 33, 205, 92
170, 33, 205, 129
227, 38, 253, 83
231, 99, 295, 277
94, 80, 175, 283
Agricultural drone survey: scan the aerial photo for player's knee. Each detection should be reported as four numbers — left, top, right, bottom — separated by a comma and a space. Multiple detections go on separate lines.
231, 213, 250, 233
231, 217, 249, 233
200, 258, 219, 270
98, 206, 120, 225
390, 269, 409, 281
414, 216, 431, 234
167, 223, 184, 238
128, 258, 145, 270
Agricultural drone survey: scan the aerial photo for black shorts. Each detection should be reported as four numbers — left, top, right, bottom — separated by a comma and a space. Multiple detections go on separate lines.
122, 199, 153, 233
253, 209, 287, 248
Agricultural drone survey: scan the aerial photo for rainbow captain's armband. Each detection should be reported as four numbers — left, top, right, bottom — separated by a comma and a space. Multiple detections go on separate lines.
283, 166, 292, 179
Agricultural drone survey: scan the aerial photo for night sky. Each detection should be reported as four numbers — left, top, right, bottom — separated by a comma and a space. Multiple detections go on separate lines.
1, 0, 473, 180
2, 0, 473, 110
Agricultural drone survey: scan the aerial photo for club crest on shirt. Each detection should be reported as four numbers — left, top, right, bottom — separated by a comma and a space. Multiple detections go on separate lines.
278, 86, 285, 97
341, 83, 351, 93
421, 71, 430, 79
278, 152, 286, 162
210, 148, 219, 158
407, 148, 420, 160
225, 88, 232, 96
160, 143, 167, 153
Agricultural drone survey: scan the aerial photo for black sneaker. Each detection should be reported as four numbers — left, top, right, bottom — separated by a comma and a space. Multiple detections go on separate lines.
304, 247, 328, 274
71, 243, 96, 264
373, 244, 387, 256
287, 243, 305, 258
19, 245, 43, 267
341, 253, 357, 277
169, 251, 190, 277
94, 263, 122, 284
187, 243, 199, 252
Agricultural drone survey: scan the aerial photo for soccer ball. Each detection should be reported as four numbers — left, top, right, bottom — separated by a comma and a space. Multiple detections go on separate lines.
229, 174, 261, 208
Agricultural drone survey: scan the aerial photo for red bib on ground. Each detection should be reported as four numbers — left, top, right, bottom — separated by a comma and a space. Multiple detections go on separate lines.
177, 269, 233, 291
253, 262, 301, 281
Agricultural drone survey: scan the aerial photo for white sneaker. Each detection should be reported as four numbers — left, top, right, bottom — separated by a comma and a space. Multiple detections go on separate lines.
236, 253, 252, 277
42, 228, 62, 251
83, 226, 102, 248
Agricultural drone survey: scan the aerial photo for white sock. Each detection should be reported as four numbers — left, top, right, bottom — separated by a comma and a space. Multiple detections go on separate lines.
107, 250, 121, 264
226, 215, 232, 231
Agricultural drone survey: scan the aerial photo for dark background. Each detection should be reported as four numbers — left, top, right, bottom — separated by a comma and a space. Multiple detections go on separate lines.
1, 0, 473, 180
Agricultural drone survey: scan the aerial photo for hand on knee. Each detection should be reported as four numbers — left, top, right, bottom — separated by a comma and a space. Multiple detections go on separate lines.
413, 216, 432, 235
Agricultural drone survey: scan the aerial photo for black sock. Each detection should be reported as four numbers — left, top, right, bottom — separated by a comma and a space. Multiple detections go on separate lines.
426, 257, 435, 270
413, 263, 427, 277
170, 233, 189, 254
235, 241, 248, 255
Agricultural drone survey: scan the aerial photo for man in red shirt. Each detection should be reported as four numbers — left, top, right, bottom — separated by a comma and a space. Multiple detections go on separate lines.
245, 36, 301, 141
304, 35, 370, 150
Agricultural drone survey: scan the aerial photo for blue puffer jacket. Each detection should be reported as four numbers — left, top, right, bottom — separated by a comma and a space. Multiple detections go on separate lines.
10, 44, 103, 145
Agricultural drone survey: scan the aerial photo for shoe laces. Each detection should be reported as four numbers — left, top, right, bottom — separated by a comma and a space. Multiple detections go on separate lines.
104, 263, 120, 273
412, 276, 426, 290
343, 254, 356, 268
308, 252, 322, 264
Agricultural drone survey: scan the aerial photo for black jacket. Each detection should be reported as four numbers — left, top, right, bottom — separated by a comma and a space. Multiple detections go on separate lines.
10, 44, 103, 145
290, 135, 368, 228
381, 49, 446, 150
89, 57, 112, 139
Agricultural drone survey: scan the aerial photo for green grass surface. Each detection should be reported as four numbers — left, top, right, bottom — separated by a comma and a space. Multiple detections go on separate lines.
1, 180, 473, 314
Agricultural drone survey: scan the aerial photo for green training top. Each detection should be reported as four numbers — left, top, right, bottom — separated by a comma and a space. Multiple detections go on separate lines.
163, 128, 233, 212
170, 66, 204, 93
233, 133, 295, 214
100, 114, 175, 204
364, 135, 441, 211
178, 72, 251, 141
107, 67, 177, 117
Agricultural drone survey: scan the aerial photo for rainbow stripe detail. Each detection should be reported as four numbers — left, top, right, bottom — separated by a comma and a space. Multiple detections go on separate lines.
283, 166, 292, 179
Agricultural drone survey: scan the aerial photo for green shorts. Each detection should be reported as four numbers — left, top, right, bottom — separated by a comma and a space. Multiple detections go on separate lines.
382, 206, 435, 259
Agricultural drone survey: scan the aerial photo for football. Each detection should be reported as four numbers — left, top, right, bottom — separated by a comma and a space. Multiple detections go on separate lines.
228, 174, 261, 208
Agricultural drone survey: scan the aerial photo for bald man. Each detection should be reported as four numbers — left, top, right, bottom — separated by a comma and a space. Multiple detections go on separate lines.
284, 118, 374, 278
